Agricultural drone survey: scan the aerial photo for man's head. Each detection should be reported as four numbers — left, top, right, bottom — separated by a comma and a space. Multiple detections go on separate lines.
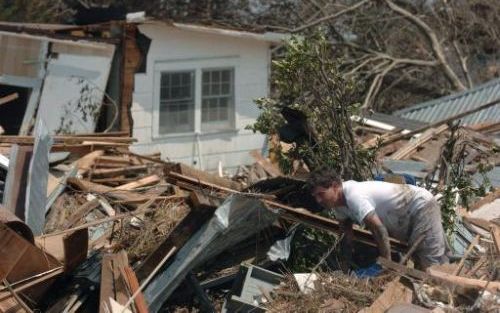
307, 169, 344, 209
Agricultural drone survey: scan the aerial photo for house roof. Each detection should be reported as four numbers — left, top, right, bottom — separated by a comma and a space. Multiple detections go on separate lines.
0, 18, 289, 43
367, 112, 427, 131
394, 78, 500, 126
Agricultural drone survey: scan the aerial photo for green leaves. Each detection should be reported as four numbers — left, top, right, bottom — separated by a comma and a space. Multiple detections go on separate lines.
250, 31, 375, 179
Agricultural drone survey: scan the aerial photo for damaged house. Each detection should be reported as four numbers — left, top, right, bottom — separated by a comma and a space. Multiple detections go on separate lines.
0, 19, 286, 172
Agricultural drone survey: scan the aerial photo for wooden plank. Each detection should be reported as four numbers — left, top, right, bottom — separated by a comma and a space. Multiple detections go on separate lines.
490, 225, 500, 255
67, 178, 148, 203
0, 136, 135, 144
266, 200, 407, 251
0, 93, 18, 106
0, 224, 62, 303
453, 235, 480, 276
41, 193, 164, 239
76, 150, 104, 175
100, 251, 130, 313
91, 165, 148, 178
64, 199, 100, 228
358, 278, 413, 313
249, 150, 282, 177
97, 156, 131, 165
378, 257, 428, 281
35, 229, 88, 273
122, 267, 148, 313
135, 203, 215, 280
99, 255, 115, 313
2, 145, 33, 219
390, 125, 448, 160
171, 163, 243, 191
113, 175, 160, 191
470, 189, 500, 211
427, 268, 500, 292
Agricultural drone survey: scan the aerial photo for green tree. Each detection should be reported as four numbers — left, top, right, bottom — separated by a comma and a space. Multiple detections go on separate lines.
249, 33, 377, 180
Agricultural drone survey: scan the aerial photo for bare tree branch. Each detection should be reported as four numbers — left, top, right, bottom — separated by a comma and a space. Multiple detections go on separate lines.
293, 0, 371, 33
384, 0, 467, 91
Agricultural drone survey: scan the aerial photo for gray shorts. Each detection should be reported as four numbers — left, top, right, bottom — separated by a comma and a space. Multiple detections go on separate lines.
408, 198, 449, 269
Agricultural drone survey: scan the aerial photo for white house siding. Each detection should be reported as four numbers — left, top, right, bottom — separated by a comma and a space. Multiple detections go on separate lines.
131, 23, 272, 173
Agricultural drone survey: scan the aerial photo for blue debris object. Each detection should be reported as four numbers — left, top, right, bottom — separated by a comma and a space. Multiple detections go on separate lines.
354, 263, 383, 278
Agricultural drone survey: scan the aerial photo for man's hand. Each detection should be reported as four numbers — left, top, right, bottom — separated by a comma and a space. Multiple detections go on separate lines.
363, 212, 391, 260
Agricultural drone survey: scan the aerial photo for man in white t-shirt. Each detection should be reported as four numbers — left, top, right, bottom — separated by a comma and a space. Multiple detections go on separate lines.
307, 170, 448, 270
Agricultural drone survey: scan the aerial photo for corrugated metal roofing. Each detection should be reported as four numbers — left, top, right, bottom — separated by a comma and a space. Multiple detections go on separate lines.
368, 112, 428, 131
394, 78, 500, 126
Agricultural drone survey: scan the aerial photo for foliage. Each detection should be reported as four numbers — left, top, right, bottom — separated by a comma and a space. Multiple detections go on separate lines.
249, 33, 377, 180
431, 123, 492, 235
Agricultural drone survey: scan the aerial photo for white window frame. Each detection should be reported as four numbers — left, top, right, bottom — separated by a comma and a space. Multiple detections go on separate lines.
152, 56, 239, 139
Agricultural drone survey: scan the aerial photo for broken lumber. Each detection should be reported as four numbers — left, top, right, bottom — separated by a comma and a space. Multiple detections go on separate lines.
76, 150, 105, 175
490, 225, 500, 255
113, 174, 160, 191
99, 251, 129, 313
379, 97, 500, 147
64, 199, 100, 228
169, 163, 243, 191
135, 192, 217, 280
427, 268, 500, 293
67, 178, 148, 203
265, 200, 407, 251
0, 93, 18, 106
91, 165, 148, 178
0, 136, 136, 145
389, 125, 448, 160
249, 150, 282, 177
358, 278, 413, 313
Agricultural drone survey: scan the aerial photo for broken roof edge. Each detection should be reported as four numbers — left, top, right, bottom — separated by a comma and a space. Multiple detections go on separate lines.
0, 29, 116, 50
0, 18, 290, 44
142, 19, 290, 43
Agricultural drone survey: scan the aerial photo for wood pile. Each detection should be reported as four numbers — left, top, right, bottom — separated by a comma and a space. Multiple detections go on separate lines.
0, 121, 498, 313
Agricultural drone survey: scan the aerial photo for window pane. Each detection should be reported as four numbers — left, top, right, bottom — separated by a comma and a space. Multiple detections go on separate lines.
159, 71, 194, 134
201, 69, 234, 131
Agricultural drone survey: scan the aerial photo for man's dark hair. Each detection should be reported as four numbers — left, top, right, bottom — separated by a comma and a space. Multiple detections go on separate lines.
306, 168, 342, 190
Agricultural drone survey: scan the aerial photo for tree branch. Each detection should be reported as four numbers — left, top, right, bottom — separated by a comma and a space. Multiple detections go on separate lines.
293, 0, 371, 33
384, 0, 466, 91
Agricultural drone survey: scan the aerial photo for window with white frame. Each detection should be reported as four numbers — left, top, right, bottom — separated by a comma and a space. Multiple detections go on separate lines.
159, 71, 195, 134
157, 66, 235, 135
201, 68, 234, 131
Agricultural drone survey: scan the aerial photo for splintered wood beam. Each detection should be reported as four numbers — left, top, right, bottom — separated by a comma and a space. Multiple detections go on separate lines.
491, 225, 500, 255
427, 268, 500, 293
249, 150, 282, 177
91, 165, 148, 178
76, 150, 105, 175
453, 235, 480, 276
99, 251, 130, 313
390, 124, 448, 160
265, 200, 407, 252
0, 136, 136, 144
64, 198, 100, 229
67, 178, 149, 203
114, 174, 160, 191
170, 163, 243, 191
0, 93, 19, 106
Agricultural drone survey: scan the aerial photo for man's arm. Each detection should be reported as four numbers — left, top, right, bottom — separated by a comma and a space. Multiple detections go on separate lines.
363, 211, 391, 260
340, 219, 354, 272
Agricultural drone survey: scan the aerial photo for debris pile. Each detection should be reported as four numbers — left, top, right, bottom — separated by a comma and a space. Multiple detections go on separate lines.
0, 115, 498, 313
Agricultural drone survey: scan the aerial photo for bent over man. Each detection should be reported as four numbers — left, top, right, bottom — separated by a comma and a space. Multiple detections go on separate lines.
307, 170, 448, 270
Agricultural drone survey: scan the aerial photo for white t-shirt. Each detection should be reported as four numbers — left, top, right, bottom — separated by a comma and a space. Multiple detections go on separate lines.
332, 180, 434, 241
